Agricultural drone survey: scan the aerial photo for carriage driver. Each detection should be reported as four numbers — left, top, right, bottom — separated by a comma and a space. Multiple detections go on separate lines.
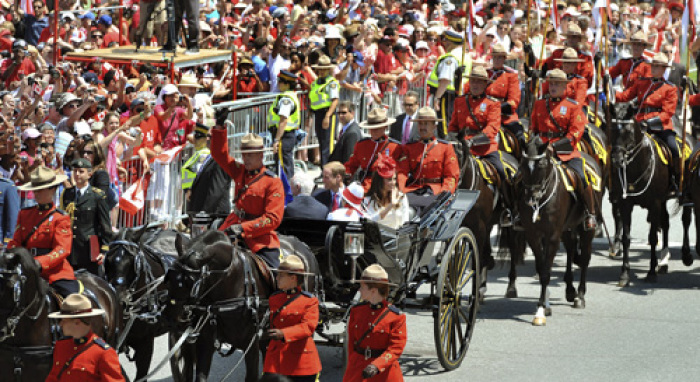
612, 52, 681, 197
530, 69, 597, 231
45, 294, 124, 382
398, 107, 460, 209
263, 255, 322, 381
7, 166, 78, 298
343, 264, 407, 382
450, 66, 517, 226
211, 114, 285, 268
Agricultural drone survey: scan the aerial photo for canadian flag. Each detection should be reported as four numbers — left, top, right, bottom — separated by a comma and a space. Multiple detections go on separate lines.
154, 146, 185, 164
119, 172, 152, 215
32, 83, 41, 95
41, 84, 54, 102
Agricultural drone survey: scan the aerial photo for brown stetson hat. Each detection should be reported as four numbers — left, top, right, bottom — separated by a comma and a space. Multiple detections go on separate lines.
554, 47, 584, 63
18, 166, 68, 192
272, 254, 313, 276
235, 133, 266, 153
359, 108, 396, 129
48, 294, 105, 319
356, 264, 397, 286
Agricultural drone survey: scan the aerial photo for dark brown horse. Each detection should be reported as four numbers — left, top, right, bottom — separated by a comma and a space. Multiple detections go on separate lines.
163, 230, 320, 382
456, 140, 526, 301
609, 108, 673, 286
681, 150, 700, 266
103, 226, 185, 381
0, 248, 121, 381
518, 138, 602, 325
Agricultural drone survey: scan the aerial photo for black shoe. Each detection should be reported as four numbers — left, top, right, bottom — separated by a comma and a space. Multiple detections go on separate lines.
159, 44, 175, 52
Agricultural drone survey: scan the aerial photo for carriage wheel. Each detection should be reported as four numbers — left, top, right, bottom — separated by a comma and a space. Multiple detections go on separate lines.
433, 227, 480, 371
169, 332, 191, 382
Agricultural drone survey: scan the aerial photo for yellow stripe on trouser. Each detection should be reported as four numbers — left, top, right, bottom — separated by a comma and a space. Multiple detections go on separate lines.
441, 97, 448, 137
329, 114, 337, 154
278, 139, 283, 168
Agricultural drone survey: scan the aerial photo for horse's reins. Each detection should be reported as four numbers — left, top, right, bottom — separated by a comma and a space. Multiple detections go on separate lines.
0, 265, 46, 343
614, 128, 656, 199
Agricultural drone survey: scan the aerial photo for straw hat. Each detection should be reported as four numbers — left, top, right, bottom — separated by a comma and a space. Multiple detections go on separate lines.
563, 24, 583, 37
312, 55, 336, 70
342, 182, 365, 211
358, 264, 397, 286
554, 47, 584, 63
624, 30, 653, 46
48, 294, 105, 319
546, 69, 570, 82
236, 133, 266, 153
238, 56, 254, 67
466, 66, 493, 82
491, 44, 507, 56
18, 166, 68, 192
273, 254, 313, 276
649, 52, 672, 67
178, 75, 202, 89
580, 2, 592, 12
359, 108, 396, 129
412, 107, 439, 122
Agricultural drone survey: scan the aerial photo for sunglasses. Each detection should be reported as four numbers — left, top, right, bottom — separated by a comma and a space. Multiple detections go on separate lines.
338, 111, 349, 114
134, 107, 144, 113
92, 34, 103, 38
83, 150, 94, 154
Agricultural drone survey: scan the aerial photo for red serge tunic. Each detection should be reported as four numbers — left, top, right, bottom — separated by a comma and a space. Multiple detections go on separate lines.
530, 97, 586, 162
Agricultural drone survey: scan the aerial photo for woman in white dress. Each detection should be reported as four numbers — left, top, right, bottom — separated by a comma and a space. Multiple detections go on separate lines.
364, 155, 410, 229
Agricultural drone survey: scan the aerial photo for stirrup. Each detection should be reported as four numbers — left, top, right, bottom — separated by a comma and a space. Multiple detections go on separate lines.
500, 209, 514, 228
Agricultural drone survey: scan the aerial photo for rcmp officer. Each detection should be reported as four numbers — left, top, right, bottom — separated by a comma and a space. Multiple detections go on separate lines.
541, 48, 589, 106
60, 159, 114, 275
607, 31, 653, 90
263, 255, 321, 381
182, 123, 232, 216
398, 107, 460, 209
345, 108, 403, 192
46, 294, 124, 382
210, 119, 285, 268
0, 177, 19, 243
427, 30, 472, 138
343, 264, 407, 382
8, 166, 78, 297
270, 70, 302, 178
486, 44, 525, 148
613, 52, 681, 195
451, 66, 517, 226
533, 24, 594, 88
309, 56, 340, 166
530, 69, 597, 230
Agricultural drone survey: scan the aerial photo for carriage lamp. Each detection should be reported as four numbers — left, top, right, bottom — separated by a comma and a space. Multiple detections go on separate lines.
191, 212, 214, 238
344, 223, 364, 283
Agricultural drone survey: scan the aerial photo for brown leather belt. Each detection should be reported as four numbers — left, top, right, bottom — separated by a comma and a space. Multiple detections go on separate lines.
639, 107, 662, 114
30, 248, 52, 256
539, 132, 564, 138
354, 345, 387, 360
234, 208, 260, 221
415, 178, 442, 185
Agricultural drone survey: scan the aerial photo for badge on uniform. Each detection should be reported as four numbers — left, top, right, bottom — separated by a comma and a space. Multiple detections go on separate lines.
560, 106, 567, 115
479, 103, 486, 112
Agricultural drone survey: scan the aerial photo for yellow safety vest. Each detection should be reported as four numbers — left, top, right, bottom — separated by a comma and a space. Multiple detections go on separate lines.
181, 147, 210, 189
427, 51, 472, 92
267, 91, 300, 131
309, 76, 339, 110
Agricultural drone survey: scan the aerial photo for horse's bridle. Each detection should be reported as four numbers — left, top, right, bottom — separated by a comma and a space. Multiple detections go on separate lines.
521, 151, 559, 214
612, 120, 656, 199
0, 264, 45, 343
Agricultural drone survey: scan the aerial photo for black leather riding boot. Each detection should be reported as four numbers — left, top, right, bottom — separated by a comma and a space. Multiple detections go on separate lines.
669, 156, 682, 198
582, 184, 597, 231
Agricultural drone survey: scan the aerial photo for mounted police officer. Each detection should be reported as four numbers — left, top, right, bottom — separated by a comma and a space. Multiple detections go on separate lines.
528, 24, 594, 88
46, 294, 124, 381
210, 119, 285, 268
450, 66, 516, 226
612, 52, 681, 196
487, 44, 525, 149
60, 159, 114, 276
542, 48, 589, 106
607, 31, 653, 90
345, 108, 403, 192
309, 56, 340, 167
398, 107, 460, 210
530, 69, 597, 231
427, 30, 472, 138
270, 70, 302, 178
8, 166, 78, 298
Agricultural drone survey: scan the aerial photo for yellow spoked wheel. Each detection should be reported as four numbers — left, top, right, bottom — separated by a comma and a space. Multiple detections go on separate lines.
433, 227, 480, 371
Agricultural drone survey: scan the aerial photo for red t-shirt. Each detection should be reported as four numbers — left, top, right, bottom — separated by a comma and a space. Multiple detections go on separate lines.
135, 115, 162, 152
0, 58, 36, 87
38, 27, 67, 43
374, 49, 399, 92
102, 31, 130, 48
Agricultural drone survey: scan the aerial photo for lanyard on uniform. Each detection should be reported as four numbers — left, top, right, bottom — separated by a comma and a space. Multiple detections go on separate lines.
409, 140, 437, 185
21, 210, 57, 247
635, 81, 664, 119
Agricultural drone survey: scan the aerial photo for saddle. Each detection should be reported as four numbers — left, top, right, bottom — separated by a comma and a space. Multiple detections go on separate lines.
249, 254, 276, 291
498, 129, 521, 158
477, 159, 502, 189
557, 160, 603, 194
687, 149, 700, 173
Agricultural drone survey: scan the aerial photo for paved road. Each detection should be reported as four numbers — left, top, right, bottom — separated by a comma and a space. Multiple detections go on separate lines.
122, 198, 700, 381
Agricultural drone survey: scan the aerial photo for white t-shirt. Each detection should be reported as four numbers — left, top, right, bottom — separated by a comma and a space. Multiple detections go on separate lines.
269, 54, 291, 93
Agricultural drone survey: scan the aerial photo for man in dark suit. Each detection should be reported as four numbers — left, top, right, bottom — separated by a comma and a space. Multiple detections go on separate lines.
329, 101, 362, 164
60, 159, 114, 275
313, 161, 346, 213
0, 177, 19, 243
389, 90, 421, 144
285, 172, 329, 219
184, 124, 232, 216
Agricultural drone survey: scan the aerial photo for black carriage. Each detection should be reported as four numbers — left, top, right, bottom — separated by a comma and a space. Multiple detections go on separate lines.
277, 189, 481, 370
